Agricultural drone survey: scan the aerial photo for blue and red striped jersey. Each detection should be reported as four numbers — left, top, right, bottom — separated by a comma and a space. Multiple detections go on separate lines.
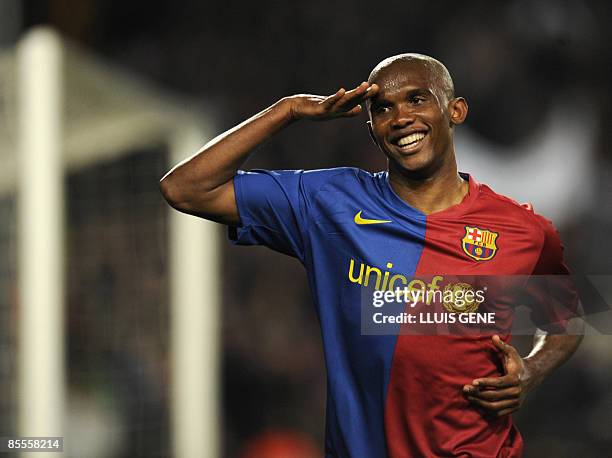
230, 167, 578, 458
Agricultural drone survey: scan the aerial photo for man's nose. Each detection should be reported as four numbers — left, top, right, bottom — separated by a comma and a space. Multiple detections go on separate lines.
390, 105, 416, 129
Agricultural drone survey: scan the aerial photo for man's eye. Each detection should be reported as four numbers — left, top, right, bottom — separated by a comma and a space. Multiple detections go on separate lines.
374, 105, 390, 114
410, 96, 425, 105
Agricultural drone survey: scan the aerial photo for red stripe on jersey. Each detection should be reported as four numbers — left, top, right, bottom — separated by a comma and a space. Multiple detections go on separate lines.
384, 177, 532, 458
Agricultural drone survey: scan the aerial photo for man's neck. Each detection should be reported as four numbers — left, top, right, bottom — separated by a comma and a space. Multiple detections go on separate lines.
388, 160, 469, 215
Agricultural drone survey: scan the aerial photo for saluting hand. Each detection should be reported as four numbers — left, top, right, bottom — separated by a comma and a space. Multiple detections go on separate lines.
463, 335, 537, 417
286, 82, 379, 121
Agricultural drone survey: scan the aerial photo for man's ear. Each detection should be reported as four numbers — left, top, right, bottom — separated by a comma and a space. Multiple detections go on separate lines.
367, 120, 379, 147
448, 97, 468, 126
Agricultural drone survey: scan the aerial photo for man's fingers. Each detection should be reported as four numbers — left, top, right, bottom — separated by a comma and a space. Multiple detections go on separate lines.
365, 83, 379, 98
344, 82, 369, 98
465, 396, 519, 412
335, 82, 373, 108
497, 407, 519, 417
471, 375, 519, 389
325, 83, 365, 107
492, 335, 519, 357
324, 88, 346, 106
340, 105, 363, 117
319, 82, 378, 118
463, 336, 526, 417
463, 385, 520, 401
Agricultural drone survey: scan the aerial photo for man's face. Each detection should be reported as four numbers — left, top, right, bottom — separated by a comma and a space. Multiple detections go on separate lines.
368, 61, 466, 176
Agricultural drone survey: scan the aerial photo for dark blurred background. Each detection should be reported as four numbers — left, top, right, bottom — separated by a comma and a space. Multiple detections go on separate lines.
1, 0, 611, 456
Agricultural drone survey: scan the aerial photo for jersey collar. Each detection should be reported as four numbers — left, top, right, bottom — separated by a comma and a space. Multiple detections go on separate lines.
382, 171, 480, 219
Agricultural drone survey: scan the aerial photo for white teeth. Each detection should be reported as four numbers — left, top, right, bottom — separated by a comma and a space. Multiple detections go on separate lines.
397, 132, 426, 146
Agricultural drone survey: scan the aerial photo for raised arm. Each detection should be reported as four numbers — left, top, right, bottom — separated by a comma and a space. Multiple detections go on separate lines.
159, 82, 378, 225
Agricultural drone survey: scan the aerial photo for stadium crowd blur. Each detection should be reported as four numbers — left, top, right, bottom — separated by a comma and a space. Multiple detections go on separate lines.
1, 0, 611, 456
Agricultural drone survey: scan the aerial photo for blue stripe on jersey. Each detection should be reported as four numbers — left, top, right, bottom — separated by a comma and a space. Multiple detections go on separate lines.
232, 168, 428, 457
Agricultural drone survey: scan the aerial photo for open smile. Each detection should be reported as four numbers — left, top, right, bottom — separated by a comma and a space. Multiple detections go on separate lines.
390, 131, 428, 153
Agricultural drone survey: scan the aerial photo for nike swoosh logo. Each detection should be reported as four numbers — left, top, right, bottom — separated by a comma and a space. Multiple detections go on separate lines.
354, 210, 392, 225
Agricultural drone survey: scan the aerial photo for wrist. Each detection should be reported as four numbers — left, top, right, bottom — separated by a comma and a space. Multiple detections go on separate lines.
277, 97, 300, 124
522, 357, 546, 391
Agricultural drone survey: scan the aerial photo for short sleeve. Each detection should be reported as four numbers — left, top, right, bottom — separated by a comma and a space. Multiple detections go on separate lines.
229, 169, 310, 260
523, 215, 582, 332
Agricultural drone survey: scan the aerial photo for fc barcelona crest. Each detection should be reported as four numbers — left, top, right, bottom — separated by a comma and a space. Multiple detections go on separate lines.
462, 226, 498, 261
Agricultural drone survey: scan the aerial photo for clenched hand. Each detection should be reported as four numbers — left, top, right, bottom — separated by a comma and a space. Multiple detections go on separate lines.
463, 335, 537, 417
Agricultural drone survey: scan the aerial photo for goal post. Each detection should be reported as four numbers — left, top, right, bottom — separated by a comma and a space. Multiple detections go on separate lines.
16, 27, 66, 453
9, 26, 221, 458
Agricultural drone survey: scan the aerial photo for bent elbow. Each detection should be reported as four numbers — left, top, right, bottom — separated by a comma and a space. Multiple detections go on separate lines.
159, 170, 232, 222
159, 174, 189, 212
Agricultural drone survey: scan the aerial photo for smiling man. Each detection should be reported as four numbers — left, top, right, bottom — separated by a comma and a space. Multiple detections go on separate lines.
160, 54, 583, 457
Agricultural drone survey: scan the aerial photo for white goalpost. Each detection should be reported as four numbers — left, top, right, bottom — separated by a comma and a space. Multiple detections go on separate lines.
16, 27, 65, 455
8, 26, 220, 458
169, 127, 221, 458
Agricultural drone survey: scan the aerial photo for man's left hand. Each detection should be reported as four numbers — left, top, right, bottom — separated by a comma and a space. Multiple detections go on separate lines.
463, 335, 537, 417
